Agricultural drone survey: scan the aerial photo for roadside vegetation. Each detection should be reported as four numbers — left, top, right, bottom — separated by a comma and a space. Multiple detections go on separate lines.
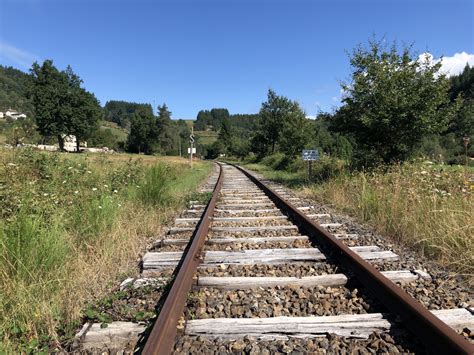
229, 39, 473, 279
0, 148, 212, 352
1, 35, 473, 350
245, 155, 473, 278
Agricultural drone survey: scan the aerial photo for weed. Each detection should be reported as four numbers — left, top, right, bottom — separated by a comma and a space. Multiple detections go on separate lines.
0, 148, 212, 352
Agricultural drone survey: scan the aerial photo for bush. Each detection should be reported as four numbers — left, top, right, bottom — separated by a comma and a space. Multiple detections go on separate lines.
309, 157, 347, 182
137, 163, 177, 206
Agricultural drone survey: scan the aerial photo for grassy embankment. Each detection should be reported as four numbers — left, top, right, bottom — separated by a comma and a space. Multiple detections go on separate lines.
242, 154, 473, 279
0, 148, 212, 352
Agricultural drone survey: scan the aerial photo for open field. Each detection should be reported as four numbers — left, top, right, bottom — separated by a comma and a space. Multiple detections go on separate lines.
243, 159, 473, 278
99, 120, 128, 142
194, 130, 218, 145
0, 148, 212, 352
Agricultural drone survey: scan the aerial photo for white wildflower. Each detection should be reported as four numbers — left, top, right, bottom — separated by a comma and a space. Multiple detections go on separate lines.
92, 187, 97, 191
87, 171, 92, 174
68, 166, 73, 170
74, 190, 79, 194
98, 206, 102, 209
62, 180, 67, 184
104, 184, 108, 188
43, 193, 48, 196
113, 190, 118, 193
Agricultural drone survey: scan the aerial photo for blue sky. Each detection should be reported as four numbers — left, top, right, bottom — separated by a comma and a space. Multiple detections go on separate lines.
0, 0, 473, 119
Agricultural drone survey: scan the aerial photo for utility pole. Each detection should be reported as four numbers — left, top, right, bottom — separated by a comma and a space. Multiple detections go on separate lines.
190, 127, 195, 167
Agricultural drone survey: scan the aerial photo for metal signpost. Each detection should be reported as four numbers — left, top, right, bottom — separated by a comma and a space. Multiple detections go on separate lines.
302, 149, 320, 180
189, 127, 195, 167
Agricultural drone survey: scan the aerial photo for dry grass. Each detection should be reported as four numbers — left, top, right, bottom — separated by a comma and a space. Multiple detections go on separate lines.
303, 163, 473, 279
0, 148, 212, 352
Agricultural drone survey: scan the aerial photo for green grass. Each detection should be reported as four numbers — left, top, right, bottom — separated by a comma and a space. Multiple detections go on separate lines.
195, 130, 218, 145
243, 155, 473, 278
0, 148, 212, 352
100, 120, 128, 142
305, 164, 473, 277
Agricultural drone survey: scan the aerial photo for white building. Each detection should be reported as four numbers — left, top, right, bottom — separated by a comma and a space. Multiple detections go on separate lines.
63, 135, 87, 152
1, 109, 27, 120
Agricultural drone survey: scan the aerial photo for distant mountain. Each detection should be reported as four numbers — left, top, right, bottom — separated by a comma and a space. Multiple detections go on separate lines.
0, 65, 34, 117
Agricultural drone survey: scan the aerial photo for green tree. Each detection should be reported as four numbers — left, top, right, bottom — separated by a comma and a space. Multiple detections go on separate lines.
332, 39, 458, 165
175, 119, 191, 156
5, 118, 40, 146
0, 65, 34, 118
126, 108, 157, 154
210, 108, 230, 129
63, 67, 102, 151
30, 60, 70, 150
30, 60, 101, 151
195, 110, 213, 130
256, 89, 308, 156
218, 115, 232, 153
156, 103, 174, 154
103, 100, 152, 129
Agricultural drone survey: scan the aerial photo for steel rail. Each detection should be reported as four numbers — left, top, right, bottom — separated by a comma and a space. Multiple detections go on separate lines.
142, 163, 224, 355
232, 164, 474, 355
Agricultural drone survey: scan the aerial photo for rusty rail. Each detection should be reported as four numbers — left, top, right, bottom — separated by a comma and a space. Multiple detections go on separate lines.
142, 163, 223, 355
233, 164, 473, 355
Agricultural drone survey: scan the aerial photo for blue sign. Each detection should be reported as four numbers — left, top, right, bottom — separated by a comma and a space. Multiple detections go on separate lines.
302, 149, 319, 161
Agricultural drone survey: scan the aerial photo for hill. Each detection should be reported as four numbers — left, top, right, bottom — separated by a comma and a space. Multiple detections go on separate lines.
0, 65, 34, 117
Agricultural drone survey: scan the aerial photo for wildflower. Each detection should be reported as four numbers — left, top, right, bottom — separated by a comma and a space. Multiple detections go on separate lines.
118, 203, 122, 207
92, 188, 98, 191
68, 166, 73, 170
74, 190, 79, 194
43, 193, 48, 196
87, 171, 92, 174
104, 184, 108, 188
113, 190, 118, 193
62, 180, 67, 184
99, 206, 102, 209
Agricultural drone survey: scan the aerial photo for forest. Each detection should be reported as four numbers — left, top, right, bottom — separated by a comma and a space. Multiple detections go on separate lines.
0, 40, 472, 168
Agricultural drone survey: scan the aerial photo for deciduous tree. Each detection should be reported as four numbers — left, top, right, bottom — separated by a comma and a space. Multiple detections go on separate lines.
332, 39, 458, 165
256, 89, 308, 157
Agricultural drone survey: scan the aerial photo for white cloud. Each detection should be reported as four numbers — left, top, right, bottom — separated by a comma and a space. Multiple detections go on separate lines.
0, 41, 39, 68
418, 52, 474, 77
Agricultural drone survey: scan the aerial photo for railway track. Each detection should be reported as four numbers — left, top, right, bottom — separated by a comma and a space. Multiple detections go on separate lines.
74, 162, 473, 354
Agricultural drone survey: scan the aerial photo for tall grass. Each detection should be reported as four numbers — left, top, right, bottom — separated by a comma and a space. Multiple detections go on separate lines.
304, 164, 473, 278
0, 148, 212, 352
244, 156, 472, 279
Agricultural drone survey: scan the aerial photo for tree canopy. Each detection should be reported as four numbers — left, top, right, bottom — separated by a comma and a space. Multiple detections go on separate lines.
194, 108, 230, 131
331, 40, 457, 165
252, 89, 309, 157
30, 60, 102, 150
0, 65, 34, 117
104, 100, 153, 129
